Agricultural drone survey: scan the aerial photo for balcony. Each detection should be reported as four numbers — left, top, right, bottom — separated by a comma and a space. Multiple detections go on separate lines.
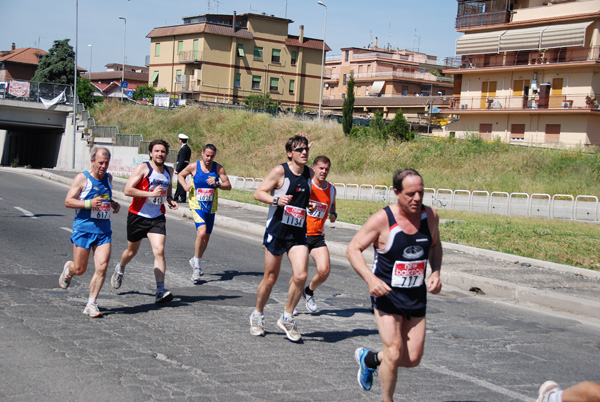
456, 9, 511, 29
447, 93, 600, 111
352, 70, 453, 84
176, 76, 202, 93
178, 50, 203, 64
446, 46, 600, 71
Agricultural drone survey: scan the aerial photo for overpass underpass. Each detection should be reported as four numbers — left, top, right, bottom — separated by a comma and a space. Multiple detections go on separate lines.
0, 99, 72, 168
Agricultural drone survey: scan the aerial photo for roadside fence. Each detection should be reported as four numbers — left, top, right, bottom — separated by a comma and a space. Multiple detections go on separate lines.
228, 175, 599, 223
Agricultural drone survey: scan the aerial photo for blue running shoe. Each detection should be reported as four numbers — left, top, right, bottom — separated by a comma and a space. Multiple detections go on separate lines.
355, 347, 377, 391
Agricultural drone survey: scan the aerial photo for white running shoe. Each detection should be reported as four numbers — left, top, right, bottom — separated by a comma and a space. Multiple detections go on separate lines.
82, 303, 102, 318
59, 261, 72, 289
249, 312, 265, 337
535, 381, 560, 402
277, 316, 301, 342
303, 290, 318, 313
189, 258, 203, 283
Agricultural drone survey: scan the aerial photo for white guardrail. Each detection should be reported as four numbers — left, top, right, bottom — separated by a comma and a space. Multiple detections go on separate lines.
228, 175, 599, 222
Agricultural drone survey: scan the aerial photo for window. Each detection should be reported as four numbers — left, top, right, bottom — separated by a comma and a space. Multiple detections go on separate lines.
343, 74, 347, 86
479, 123, 493, 141
176, 69, 182, 83
344, 50, 349, 62
151, 71, 159, 87
272, 49, 281, 63
193, 39, 199, 59
253, 47, 263, 61
402, 86, 408, 96
252, 75, 261, 90
270, 77, 279, 92
235, 73, 241, 88
291, 51, 297, 65
511, 124, 525, 141
237, 44, 245, 57
178, 41, 183, 54
155, 43, 161, 57
545, 124, 561, 143
289, 79, 295, 94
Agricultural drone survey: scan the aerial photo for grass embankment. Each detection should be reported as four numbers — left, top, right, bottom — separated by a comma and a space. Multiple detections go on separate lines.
91, 102, 600, 270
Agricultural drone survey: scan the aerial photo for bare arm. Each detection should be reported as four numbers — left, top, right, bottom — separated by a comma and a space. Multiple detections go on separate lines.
108, 173, 120, 213
346, 210, 392, 298
124, 163, 161, 198
165, 166, 178, 210
216, 164, 232, 191
64, 173, 88, 209
329, 186, 337, 223
254, 165, 287, 206
177, 163, 195, 193
426, 206, 443, 294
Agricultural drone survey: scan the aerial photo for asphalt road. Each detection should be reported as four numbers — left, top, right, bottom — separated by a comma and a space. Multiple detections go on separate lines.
0, 170, 599, 402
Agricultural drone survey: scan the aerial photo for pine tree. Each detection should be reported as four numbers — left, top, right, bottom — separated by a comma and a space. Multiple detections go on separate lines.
386, 108, 414, 141
33, 39, 77, 85
342, 75, 355, 135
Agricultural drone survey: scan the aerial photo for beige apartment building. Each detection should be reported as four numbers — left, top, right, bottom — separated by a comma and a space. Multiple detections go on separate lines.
146, 12, 329, 109
323, 42, 454, 129
444, 0, 600, 147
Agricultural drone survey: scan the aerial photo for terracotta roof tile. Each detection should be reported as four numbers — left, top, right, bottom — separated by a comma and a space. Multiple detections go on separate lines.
0, 47, 46, 65
285, 37, 330, 51
146, 23, 253, 40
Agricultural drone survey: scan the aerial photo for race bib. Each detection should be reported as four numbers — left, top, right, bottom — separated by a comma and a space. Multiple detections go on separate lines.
282, 205, 306, 227
147, 189, 167, 205
308, 200, 328, 219
196, 188, 214, 202
91, 201, 111, 220
391, 260, 426, 288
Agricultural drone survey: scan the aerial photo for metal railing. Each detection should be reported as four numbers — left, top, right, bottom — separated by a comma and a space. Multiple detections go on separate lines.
0, 79, 73, 105
178, 50, 203, 63
447, 93, 600, 111
228, 175, 599, 222
456, 9, 511, 29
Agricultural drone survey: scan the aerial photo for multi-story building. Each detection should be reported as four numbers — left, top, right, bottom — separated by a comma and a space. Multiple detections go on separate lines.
322, 40, 454, 129
145, 12, 329, 109
444, 0, 600, 147
0, 44, 46, 82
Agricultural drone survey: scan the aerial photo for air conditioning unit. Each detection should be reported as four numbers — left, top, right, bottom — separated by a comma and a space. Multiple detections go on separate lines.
460, 104, 468, 109
193, 69, 201, 81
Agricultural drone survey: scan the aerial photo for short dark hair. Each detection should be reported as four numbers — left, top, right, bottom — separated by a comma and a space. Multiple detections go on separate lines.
393, 169, 422, 192
91, 147, 111, 161
149, 139, 170, 155
312, 155, 331, 167
204, 144, 217, 153
285, 135, 309, 160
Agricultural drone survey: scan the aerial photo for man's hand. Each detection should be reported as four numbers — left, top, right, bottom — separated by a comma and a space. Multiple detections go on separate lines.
427, 271, 442, 294
367, 276, 392, 298
167, 198, 178, 210
150, 185, 164, 198
111, 200, 120, 214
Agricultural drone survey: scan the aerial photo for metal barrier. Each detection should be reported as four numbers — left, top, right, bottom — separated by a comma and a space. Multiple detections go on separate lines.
227, 176, 599, 222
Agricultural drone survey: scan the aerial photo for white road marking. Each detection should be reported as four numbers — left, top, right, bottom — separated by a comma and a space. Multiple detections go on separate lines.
421, 362, 530, 401
14, 207, 38, 219
61, 227, 73, 233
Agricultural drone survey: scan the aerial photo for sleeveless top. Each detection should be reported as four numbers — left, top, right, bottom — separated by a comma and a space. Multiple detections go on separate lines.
188, 161, 219, 214
128, 162, 171, 219
73, 170, 113, 234
307, 181, 335, 236
372, 205, 432, 307
265, 163, 311, 239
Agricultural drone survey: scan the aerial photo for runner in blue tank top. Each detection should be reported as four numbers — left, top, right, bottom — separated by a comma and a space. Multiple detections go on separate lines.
347, 169, 443, 400
177, 144, 231, 283
249, 135, 316, 342
59, 147, 121, 318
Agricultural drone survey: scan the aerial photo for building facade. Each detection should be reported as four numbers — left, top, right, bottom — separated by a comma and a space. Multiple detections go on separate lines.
444, 0, 600, 147
145, 12, 329, 109
0, 44, 46, 82
322, 42, 454, 129
89, 63, 149, 99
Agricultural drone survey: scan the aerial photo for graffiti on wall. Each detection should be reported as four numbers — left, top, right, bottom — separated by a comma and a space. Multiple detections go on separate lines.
108, 155, 150, 176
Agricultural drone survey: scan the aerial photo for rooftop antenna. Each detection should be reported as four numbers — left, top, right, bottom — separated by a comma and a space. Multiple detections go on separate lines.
285, 0, 288, 18
249, 3, 257, 12
213, 0, 221, 13
387, 23, 391, 49
413, 28, 420, 53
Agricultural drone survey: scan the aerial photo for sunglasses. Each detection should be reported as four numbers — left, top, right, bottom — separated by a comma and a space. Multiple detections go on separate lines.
293, 147, 309, 153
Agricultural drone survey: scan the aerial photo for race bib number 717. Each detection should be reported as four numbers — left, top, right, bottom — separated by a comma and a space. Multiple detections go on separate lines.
391, 260, 426, 288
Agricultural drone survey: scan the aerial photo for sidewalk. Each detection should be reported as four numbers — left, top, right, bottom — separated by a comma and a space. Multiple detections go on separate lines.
32, 168, 600, 321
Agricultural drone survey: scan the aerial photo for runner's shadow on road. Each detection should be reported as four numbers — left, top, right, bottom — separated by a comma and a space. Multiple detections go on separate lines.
307, 307, 373, 318
192, 270, 264, 285
302, 328, 379, 343
103, 294, 241, 315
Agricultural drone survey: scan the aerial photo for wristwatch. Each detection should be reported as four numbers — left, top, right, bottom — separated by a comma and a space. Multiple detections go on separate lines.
272, 196, 279, 206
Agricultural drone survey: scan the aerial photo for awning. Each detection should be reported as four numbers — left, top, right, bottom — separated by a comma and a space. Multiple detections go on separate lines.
456, 31, 504, 55
540, 20, 592, 49
151, 71, 159, 82
499, 26, 543, 52
369, 80, 385, 96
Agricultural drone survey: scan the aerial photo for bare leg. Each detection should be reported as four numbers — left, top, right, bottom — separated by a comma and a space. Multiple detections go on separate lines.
563, 381, 600, 402
308, 246, 331, 291
88, 243, 111, 300
255, 249, 283, 313
374, 309, 426, 402
119, 240, 142, 268
284, 245, 309, 315
147, 233, 167, 283
195, 225, 210, 258
71, 244, 91, 276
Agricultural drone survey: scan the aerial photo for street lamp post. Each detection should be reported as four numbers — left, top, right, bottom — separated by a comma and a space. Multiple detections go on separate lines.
73, 0, 79, 169
119, 16, 126, 102
88, 44, 92, 79
317, 1, 327, 120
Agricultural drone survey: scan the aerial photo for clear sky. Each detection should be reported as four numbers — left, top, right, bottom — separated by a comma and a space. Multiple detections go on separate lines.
1, 0, 461, 73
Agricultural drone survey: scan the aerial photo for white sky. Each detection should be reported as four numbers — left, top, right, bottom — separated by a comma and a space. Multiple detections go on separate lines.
1, 0, 461, 72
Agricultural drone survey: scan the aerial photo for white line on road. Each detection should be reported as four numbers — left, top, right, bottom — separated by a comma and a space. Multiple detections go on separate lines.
421, 363, 530, 401
14, 207, 38, 219
61, 227, 73, 233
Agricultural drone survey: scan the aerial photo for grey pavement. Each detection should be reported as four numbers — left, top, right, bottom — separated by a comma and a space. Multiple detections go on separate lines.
29, 167, 600, 322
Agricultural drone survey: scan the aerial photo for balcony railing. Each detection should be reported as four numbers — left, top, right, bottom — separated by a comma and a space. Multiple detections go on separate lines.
456, 9, 511, 29
353, 70, 451, 83
178, 50, 203, 63
447, 93, 600, 111
176, 76, 202, 92
448, 47, 600, 70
